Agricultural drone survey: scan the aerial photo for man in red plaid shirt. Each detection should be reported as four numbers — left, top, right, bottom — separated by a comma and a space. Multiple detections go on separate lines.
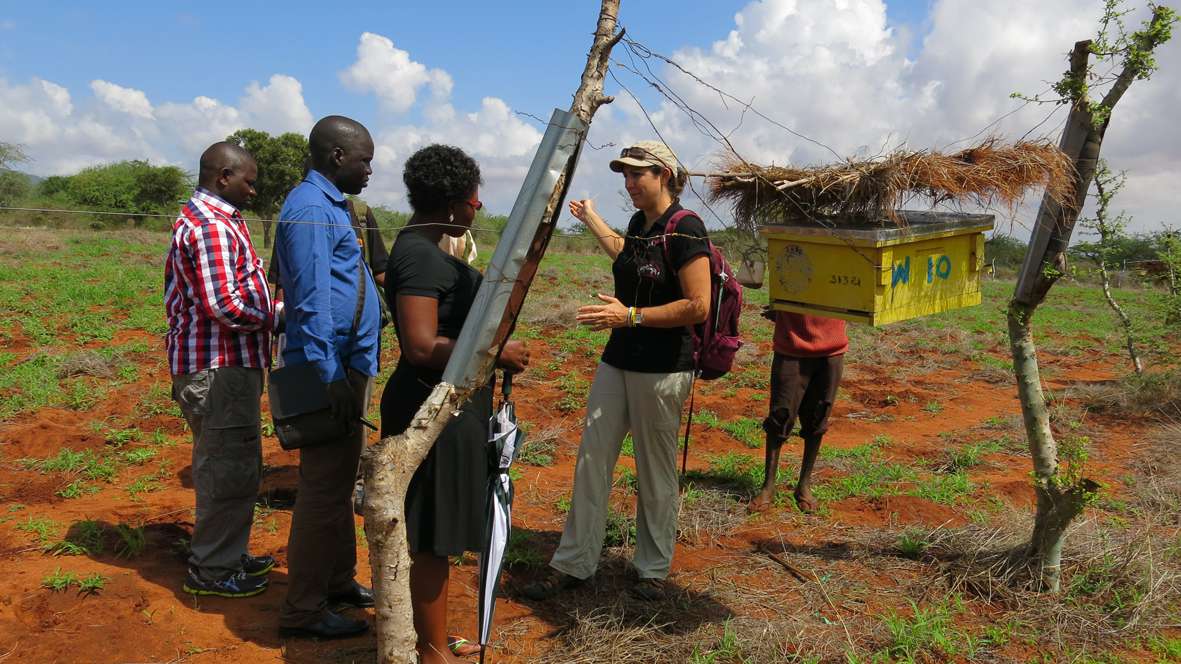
165, 142, 283, 598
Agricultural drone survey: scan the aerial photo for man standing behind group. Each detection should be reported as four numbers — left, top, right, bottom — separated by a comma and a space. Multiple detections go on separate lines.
165, 142, 280, 598
275, 116, 381, 639
750, 311, 848, 513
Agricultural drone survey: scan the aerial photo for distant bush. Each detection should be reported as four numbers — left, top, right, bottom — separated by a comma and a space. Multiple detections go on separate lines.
64, 160, 190, 223
985, 234, 1027, 272
0, 170, 32, 207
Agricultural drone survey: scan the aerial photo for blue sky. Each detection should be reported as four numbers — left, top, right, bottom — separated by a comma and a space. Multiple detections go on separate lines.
0, 1, 932, 136
1, 0, 1175, 230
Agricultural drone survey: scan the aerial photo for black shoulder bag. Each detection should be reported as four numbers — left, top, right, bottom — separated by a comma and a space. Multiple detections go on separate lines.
268, 247, 369, 451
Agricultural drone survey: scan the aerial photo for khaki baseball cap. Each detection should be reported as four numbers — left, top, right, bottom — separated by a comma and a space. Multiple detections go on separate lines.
609, 140, 682, 175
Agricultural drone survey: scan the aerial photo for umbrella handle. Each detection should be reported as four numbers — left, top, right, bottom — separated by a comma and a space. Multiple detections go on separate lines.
502, 371, 513, 400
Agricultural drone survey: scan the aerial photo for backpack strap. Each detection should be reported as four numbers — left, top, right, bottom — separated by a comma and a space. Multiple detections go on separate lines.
659, 209, 700, 269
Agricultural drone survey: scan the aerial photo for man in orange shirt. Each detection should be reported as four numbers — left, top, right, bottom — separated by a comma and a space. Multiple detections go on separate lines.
750, 310, 848, 513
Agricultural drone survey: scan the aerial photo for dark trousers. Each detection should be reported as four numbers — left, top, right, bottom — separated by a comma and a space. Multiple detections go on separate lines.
280, 369, 372, 627
763, 353, 845, 443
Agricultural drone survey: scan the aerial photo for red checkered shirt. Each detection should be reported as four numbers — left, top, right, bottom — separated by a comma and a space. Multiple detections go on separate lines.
164, 188, 275, 375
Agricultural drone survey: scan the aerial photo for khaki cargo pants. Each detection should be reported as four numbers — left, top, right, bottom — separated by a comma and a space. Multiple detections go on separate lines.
550, 363, 693, 581
172, 367, 263, 582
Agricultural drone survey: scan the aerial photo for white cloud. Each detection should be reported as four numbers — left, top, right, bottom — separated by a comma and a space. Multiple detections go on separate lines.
90, 80, 155, 120
335, 32, 544, 211
239, 74, 313, 135
0, 72, 315, 175
564, 0, 1180, 233
340, 32, 451, 113
156, 96, 244, 154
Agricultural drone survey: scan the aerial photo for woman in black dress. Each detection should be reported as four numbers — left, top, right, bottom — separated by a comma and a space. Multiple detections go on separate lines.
381, 144, 529, 664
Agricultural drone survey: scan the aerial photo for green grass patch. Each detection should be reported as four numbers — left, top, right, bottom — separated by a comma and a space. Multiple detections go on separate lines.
695, 409, 721, 428
16, 516, 60, 547
556, 371, 589, 413
603, 507, 636, 548
909, 471, 973, 505
683, 451, 774, 497
896, 528, 929, 559
946, 438, 1004, 471
854, 596, 976, 664
614, 465, 637, 492
22, 448, 118, 483
0, 353, 62, 419
41, 568, 107, 596
721, 417, 763, 449
813, 457, 918, 502
516, 438, 555, 467
56, 479, 100, 499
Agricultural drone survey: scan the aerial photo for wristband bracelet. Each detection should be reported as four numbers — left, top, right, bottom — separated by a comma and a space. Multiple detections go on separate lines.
627, 306, 636, 327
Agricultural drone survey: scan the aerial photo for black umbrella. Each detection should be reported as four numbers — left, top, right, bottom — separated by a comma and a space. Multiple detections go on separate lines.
478, 372, 522, 663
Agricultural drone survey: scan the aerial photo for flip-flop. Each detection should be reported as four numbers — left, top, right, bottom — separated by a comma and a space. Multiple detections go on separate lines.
448, 635, 480, 657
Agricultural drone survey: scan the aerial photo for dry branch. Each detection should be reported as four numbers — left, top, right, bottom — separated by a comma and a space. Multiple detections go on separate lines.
706, 138, 1074, 228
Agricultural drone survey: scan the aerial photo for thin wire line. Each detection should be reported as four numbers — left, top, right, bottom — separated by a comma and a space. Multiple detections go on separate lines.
0, 205, 712, 243
606, 54, 880, 268
619, 36, 845, 163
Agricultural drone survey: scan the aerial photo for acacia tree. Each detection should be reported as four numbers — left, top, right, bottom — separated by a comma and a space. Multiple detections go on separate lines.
0, 142, 30, 207
1008, 2, 1175, 592
1076, 160, 1143, 374
226, 129, 307, 247
360, 2, 623, 661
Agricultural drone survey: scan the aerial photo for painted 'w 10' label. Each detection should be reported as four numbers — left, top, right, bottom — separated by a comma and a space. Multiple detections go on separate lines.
891, 255, 953, 288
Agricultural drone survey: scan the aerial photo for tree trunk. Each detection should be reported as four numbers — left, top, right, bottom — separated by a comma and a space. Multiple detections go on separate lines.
364, 385, 459, 661
1007, 301, 1098, 591
262, 218, 273, 249
361, 3, 622, 662
1007, 41, 1102, 592
1097, 260, 1143, 374
1008, 7, 1173, 589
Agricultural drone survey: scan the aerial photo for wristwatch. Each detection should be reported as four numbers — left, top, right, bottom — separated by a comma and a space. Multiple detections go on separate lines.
633, 308, 644, 327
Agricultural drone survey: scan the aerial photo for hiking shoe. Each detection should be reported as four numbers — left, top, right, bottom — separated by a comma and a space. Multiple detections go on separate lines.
183, 569, 268, 598
242, 553, 275, 576
629, 578, 667, 602
521, 570, 584, 601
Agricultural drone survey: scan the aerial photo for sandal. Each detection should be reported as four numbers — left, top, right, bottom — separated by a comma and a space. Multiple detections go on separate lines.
448, 635, 480, 657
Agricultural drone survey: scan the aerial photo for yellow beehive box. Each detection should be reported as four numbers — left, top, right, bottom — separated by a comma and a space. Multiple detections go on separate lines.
761, 211, 995, 326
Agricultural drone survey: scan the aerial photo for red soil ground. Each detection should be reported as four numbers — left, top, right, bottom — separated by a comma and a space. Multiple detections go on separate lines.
0, 321, 1159, 663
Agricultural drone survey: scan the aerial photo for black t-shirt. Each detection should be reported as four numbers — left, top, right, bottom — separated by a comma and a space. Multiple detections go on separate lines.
386, 230, 483, 367
268, 200, 389, 283
600, 203, 710, 373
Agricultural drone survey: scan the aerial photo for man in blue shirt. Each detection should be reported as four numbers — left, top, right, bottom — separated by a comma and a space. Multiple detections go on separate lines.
275, 115, 380, 639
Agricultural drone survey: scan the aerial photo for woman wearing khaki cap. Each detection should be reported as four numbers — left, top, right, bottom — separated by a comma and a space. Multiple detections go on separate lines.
524, 140, 711, 602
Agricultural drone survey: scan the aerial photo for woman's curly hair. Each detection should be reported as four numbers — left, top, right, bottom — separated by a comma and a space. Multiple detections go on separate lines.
402, 144, 482, 213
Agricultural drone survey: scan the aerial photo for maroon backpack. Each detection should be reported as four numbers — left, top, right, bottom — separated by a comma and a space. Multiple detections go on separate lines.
661, 209, 744, 380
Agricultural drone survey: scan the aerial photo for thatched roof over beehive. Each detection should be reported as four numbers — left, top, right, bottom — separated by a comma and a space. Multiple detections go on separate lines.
706, 138, 1075, 227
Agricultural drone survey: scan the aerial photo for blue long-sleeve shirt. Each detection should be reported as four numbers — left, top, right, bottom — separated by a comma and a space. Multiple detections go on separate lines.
275, 170, 381, 383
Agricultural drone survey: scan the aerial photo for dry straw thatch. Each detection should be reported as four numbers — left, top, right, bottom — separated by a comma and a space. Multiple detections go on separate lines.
706, 138, 1076, 227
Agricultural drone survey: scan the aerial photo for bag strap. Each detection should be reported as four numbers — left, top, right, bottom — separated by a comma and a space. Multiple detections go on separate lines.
351, 244, 367, 336
348, 200, 391, 326
680, 373, 697, 479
